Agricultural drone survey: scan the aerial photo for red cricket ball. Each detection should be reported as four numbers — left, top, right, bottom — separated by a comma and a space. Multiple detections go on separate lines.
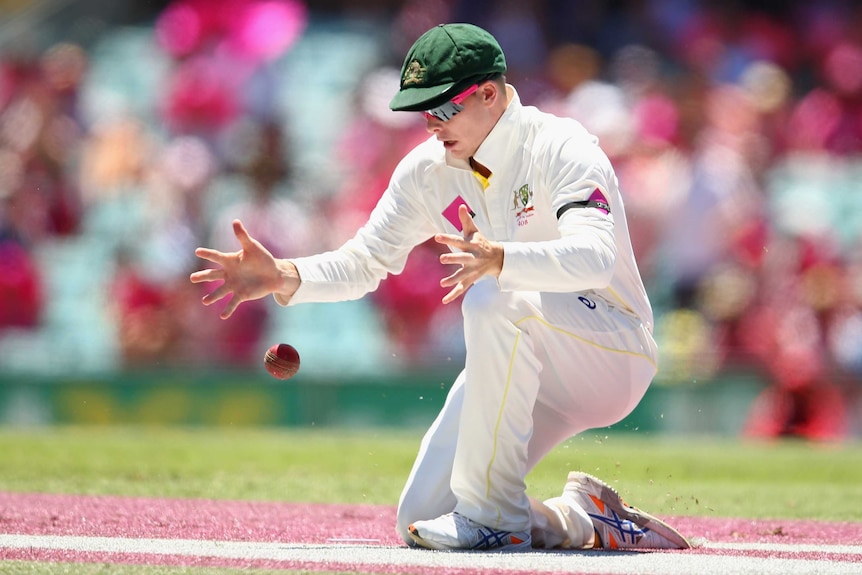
264, 343, 301, 380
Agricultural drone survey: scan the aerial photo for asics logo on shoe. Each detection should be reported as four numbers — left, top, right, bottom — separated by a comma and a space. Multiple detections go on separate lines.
472, 528, 526, 550
588, 494, 648, 548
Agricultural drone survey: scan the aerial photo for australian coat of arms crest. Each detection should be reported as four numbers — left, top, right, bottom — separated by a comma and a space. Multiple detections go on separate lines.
513, 184, 534, 226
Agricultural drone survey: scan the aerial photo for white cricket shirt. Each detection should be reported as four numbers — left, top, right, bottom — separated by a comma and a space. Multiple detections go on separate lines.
283, 86, 653, 332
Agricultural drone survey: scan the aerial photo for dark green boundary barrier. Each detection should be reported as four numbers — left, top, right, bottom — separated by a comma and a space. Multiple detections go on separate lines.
0, 370, 764, 434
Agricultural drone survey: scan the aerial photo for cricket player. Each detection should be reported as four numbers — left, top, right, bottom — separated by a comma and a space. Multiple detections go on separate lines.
191, 23, 690, 552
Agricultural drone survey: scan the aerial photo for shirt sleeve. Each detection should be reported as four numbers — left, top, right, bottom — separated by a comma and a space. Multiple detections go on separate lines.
497, 129, 618, 293
279, 158, 437, 305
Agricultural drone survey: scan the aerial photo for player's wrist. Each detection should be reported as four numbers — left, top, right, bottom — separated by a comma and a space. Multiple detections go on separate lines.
273, 259, 301, 302
491, 241, 504, 277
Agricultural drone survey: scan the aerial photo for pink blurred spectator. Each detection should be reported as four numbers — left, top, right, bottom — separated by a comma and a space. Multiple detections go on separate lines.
743, 301, 849, 442
156, 0, 307, 135
675, 4, 797, 84
0, 48, 85, 241
110, 250, 177, 366
161, 54, 244, 134
156, 0, 306, 62
614, 90, 689, 277
740, 237, 850, 441
0, 240, 43, 329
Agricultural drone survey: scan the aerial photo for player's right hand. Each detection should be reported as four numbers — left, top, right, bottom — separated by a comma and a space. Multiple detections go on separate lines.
190, 219, 298, 319
435, 204, 504, 304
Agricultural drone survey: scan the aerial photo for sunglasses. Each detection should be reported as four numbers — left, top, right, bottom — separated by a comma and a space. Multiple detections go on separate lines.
423, 84, 479, 121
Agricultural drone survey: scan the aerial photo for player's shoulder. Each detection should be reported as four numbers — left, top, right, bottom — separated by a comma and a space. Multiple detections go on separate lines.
522, 104, 593, 143
394, 135, 446, 172
515, 103, 616, 184
517, 104, 602, 162
389, 134, 447, 189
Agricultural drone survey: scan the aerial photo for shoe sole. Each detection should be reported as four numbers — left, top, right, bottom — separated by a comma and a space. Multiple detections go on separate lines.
407, 524, 532, 552
570, 472, 691, 549
408, 525, 447, 550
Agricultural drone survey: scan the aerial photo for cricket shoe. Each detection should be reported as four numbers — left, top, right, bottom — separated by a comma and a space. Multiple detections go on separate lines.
408, 512, 532, 551
564, 472, 690, 550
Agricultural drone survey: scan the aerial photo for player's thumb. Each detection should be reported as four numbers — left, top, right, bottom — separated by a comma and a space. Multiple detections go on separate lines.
232, 219, 251, 246
458, 204, 477, 236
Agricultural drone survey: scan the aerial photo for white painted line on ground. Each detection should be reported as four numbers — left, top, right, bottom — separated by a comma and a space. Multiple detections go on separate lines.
706, 541, 862, 555
1, 534, 860, 575
325, 538, 383, 543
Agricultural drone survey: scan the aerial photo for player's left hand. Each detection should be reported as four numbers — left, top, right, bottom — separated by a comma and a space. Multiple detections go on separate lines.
435, 204, 504, 304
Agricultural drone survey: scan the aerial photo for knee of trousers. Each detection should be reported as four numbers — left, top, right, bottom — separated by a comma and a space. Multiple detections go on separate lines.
394, 506, 415, 545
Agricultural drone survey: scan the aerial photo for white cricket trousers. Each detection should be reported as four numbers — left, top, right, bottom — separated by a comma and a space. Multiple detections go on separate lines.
395, 278, 658, 548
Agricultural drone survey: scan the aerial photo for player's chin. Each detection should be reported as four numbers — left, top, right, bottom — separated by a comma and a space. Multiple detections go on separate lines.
445, 143, 468, 158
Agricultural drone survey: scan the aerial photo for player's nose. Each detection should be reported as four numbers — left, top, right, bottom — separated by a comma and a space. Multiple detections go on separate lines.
425, 115, 443, 133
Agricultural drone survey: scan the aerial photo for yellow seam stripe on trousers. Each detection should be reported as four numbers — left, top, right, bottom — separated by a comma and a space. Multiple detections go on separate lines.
605, 286, 637, 315
483, 315, 654, 528
514, 315, 657, 370
486, 330, 521, 528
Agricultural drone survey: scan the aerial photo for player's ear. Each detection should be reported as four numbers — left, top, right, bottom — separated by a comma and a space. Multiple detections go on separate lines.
479, 81, 498, 106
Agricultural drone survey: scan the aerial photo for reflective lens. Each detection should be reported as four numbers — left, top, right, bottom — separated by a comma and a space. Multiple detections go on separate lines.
423, 84, 479, 121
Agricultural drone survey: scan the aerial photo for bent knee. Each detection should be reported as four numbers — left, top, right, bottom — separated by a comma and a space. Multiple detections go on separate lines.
462, 279, 522, 321
395, 519, 413, 546
395, 506, 420, 546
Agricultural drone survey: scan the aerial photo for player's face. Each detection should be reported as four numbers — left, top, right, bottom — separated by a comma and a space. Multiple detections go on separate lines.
423, 82, 499, 160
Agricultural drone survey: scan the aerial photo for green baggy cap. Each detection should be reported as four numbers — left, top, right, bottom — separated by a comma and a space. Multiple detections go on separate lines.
389, 23, 507, 112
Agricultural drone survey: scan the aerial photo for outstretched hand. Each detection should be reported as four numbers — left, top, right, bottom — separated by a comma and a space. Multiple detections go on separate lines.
434, 204, 504, 304
189, 219, 298, 319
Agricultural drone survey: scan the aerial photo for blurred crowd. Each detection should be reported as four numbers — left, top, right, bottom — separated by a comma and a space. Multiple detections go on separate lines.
1, 0, 861, 439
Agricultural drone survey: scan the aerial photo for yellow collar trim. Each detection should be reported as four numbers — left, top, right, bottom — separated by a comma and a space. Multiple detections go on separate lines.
470, 157, 492, 190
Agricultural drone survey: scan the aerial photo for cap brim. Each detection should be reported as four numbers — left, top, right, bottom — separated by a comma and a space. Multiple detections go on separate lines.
390, 75, 496, 112
389, 81, 457, 112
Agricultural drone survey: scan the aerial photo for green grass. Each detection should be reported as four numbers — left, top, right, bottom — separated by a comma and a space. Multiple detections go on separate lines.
0, 426, 860, 521
1, 426, 861, 574
0, 426, 417, 504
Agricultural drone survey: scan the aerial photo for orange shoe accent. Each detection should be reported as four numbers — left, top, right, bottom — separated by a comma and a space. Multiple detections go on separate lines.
608, 532, 619, 549
589, 494, 606, 513
511, 536, 525, 545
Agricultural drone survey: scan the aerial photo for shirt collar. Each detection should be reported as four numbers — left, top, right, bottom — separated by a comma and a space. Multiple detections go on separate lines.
471, 84, 519, 174
444, 84, 521, 175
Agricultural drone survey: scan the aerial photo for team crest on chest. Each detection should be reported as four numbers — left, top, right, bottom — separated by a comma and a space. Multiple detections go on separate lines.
513, 184, 535, 226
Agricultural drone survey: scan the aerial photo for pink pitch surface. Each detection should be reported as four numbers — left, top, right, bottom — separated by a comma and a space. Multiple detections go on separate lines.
1, 492, 861, 574
0, 492, 398, 544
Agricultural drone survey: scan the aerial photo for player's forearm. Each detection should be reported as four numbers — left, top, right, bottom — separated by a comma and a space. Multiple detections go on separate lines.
274, 245, 390, 305
497, 226, 616, 293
